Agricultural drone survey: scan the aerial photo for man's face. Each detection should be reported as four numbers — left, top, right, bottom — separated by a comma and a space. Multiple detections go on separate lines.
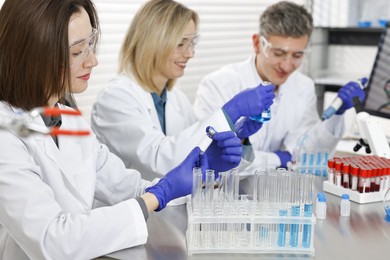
253, 34, 309, 86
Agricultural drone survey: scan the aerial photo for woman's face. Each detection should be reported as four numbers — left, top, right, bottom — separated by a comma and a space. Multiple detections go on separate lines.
68, 8, 98, 94
154, 20, 197, 90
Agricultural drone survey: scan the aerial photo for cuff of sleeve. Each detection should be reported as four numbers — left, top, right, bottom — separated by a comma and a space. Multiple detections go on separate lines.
135, 197, 149, 220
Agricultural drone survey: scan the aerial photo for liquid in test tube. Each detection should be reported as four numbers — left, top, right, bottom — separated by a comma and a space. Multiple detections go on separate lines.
290, 173, 300, 247
302, 174, 314, 248
277, 172, 290, 247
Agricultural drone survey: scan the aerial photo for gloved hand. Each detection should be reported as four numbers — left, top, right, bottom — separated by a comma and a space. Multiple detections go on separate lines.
145, 147, 207, 211
274, 150, 292, 169
336, 80, 366, 115
222, 83, 275, 123
205, 131, 242, 174
235, 116, 263, 140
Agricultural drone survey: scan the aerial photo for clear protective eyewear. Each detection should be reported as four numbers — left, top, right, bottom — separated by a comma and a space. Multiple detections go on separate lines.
260, 35, 309, 67
175, 34, 200, 55
69, 28, 98, 67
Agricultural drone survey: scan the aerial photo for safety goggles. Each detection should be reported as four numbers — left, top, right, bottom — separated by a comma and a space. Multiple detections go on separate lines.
260, 35, 309, 67
175, 34, 200, 55
69, 28, 98, 67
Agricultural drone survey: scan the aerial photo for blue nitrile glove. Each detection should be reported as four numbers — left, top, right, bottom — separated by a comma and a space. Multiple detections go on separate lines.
222, 83, 275, 123
274, 150, 292, 169
205, 131, 242, 174
235, 116, 263, 140
145, 147, 207, 211
335, 80, 366, 115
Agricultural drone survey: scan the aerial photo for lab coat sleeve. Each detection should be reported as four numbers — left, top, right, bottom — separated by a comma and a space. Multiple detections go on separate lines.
0, 131, 150, 260
91, 81, 232, 180
93, 142, 158, 205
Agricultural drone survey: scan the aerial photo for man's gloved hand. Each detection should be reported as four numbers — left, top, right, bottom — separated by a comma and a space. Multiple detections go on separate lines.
274, 150, 292, 169
336, 79, 366, 115
235, 117, 263, 140
145, 147, 207, 211
222, 83, 275, 123
205, 131, 242, 175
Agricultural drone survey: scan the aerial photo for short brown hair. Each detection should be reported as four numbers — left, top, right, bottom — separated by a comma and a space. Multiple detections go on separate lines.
0, 0, 99, 111
259, 1, 313, 38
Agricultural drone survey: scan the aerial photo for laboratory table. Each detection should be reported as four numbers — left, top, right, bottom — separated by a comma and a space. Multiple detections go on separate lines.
103, 176, 390, 260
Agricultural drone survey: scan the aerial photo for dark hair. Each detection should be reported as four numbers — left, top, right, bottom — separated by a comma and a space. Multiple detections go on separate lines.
0, 0, 99, 110
259, 1, 313, 38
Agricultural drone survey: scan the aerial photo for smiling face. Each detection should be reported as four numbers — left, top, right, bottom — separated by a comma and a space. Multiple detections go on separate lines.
152, 19, 197, 93
253, 34, 309, 87
68, 8, 98, 94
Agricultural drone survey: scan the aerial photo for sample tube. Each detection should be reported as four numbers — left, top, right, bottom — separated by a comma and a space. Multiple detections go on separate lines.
302, 174, 314, 248
322, 150, 329, 177
327, 159, 335, 184
350, 164, 359, 191
342, 163, 350, 189
249, 81, 273, 123
204, 169, 214, 212
192, 167, 203, 214
277, 171, 290, 247
290, 173, 301, 247
198, 126, 217, 153
335, 160, 342, 186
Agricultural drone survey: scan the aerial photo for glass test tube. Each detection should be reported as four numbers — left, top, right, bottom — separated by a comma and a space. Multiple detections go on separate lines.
204, 170, 214, 213
192, 167, 202, 214
302, 173, 314, 248
290, 172, 301, 247
322, 150, 329, 177
277, 171, 290, 247
315, 151, 322, 176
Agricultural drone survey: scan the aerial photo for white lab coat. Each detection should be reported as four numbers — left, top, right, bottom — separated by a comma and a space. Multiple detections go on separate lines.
91, 74, 234, 181
193, 55, 344, 170
0, 102, 157, 260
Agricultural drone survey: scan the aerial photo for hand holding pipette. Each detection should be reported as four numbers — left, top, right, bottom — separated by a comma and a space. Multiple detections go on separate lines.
322, 77, 368, 120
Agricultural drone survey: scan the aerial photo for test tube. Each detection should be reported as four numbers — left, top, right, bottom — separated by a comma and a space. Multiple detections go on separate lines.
350, 164, 359, 191
315, 151, 322, 176
342, 163, 350, 189
277, 171, 290, 247
192, 167, 202, 214
290, 172, 300, 247
322, 150, 329, 177
308, 150, 315, 175
302, 173, 314, 248
204, 170, 214, 213
230, 169, 240, 202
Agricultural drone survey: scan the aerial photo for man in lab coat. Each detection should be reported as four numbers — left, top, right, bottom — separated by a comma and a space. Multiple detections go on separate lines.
193, 1, 365, 173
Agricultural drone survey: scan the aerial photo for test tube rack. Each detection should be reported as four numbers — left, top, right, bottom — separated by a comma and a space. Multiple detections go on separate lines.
186, 200, 316, 256
323, 181, 386, 204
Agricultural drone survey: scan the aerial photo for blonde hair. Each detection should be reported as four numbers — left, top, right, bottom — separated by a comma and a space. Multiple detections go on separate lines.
119, 0, 199, 92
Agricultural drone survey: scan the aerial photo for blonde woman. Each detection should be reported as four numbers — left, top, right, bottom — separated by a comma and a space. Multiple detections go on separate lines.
92, 0, 275, 180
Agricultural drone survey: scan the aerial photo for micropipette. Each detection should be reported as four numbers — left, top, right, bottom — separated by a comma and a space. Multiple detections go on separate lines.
321, 77, 368, 120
